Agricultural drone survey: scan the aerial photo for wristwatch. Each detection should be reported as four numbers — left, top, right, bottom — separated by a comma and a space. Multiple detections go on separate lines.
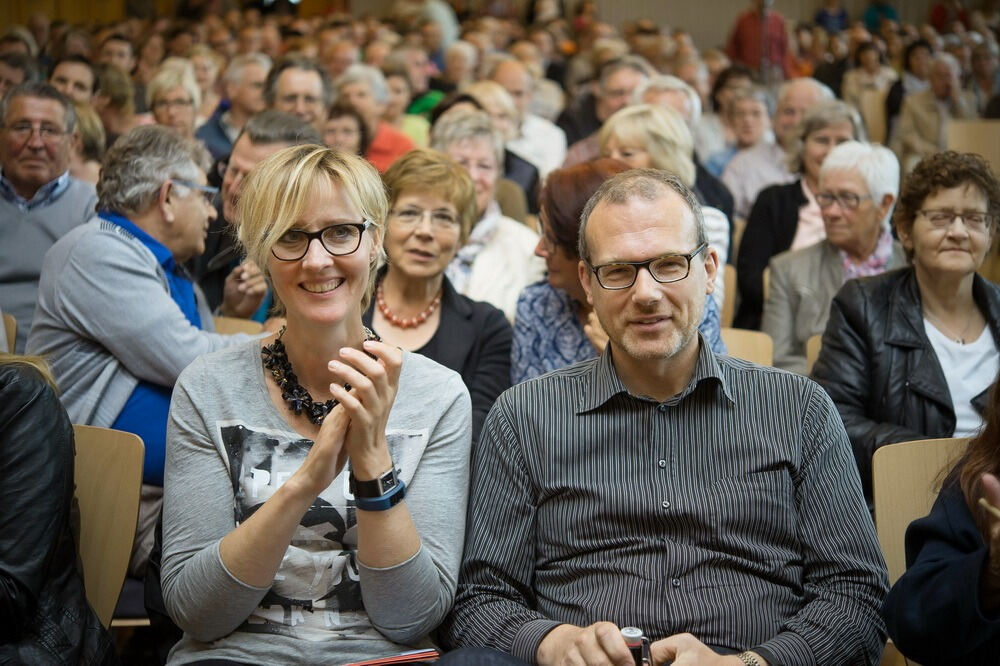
350, 465, 400, 498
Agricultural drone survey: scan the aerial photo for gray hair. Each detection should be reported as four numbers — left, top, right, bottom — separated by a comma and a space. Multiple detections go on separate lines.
787, 100, 865, 173
97, 125, 207, 215
931, 51, 961, 74
447, 40, 479, 69
598, 55, 655, 92
236, 109, 323, 146
222, 53, 273, 86
820, 141, 900, 228
776, 77, 834, 108
430, 109, 505, 171
0, 82, 75, 133
335, 63, 389, 105
578, 169, 706, 264
634, 74, 702, 124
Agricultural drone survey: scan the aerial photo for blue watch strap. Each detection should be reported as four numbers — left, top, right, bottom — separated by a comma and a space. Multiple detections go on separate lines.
354, 479, 407, 511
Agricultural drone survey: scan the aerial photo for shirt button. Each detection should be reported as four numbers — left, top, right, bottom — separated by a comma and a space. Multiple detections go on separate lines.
661, 500, 671, 509
658, 459, 666, 468
657, 404, 668, 413
671, 578, 681, 588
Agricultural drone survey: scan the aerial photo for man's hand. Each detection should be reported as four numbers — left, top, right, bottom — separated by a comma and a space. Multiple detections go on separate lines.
537, 622, 635, 666
650, 633, 768, 666
220, 261, 267, 318
583, 310, 609, 353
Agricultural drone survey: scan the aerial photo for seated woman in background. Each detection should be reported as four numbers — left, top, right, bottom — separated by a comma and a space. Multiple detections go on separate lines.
762, 141, 906, 374
703, 85, 771, 179
430, 109, 543, 322
512, 158, 725, 385
736, 99, 863, 330
69, 101, 105, 184
0, 354, 115, 664
323, 101, 371, 157
883, 379, 1000, 664
598, 103, 731, 308
160, 145, 472, 664
841, 40, 898, 110
812, 150, 1000, 502
147, 59, 200, 140
382, 64, 430, 147
364, 149, 511, 443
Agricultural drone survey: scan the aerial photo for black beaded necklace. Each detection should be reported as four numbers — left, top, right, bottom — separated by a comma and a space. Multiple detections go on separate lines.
261, 325, 380, 425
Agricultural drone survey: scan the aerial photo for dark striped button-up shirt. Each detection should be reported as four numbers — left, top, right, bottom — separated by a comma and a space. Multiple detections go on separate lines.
442, 340, 889, 665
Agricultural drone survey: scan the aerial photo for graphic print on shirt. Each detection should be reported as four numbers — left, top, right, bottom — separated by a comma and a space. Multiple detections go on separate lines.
217, 422, 428, 640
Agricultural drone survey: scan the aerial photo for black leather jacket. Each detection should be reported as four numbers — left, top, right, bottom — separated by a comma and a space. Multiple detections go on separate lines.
0, 364, 117, 665
812, 267, 1000, 501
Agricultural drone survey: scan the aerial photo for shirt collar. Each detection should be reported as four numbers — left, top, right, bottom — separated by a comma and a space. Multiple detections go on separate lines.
98, 210, 178, 272
577, 334, 734, 413
0, 169, 70, 210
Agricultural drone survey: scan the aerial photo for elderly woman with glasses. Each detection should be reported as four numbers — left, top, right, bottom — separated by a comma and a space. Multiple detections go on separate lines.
159, 145, 472, 665
363, 149, 511, 443
813, 151, 1000, 503
147, 59, 200, 140
762, 141, 907, 374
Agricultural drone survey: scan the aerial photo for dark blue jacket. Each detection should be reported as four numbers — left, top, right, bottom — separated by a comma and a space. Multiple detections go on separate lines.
195, 107, 234, 162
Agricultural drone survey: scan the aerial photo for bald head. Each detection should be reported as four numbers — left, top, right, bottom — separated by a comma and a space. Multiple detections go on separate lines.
774, 77, 832, 145
491, 59, 533, 116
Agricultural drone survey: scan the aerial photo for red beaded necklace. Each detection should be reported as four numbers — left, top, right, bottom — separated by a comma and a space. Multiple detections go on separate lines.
376, 284, 442, 329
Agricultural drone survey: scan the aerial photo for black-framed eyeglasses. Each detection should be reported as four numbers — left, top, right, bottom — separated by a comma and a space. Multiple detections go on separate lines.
171, 179, 219, 206
271, 220, 372, 261
919, 209, 995, 234
590, 242, 708, 290
816, 191, 872, 210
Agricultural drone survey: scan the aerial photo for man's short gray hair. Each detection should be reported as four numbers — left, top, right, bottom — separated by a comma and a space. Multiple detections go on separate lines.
776, 77, 834, 109
578, 169, 707, 264
265, 57, 333, 109
634, 74, 702, 124
222, 53, 272, 86
236, 109, 323, 146
97, 125, 208, 215
0, 82, 75, 133
335, 63, 389, 105
430, 108, 504, 171
598, 55, 655, 92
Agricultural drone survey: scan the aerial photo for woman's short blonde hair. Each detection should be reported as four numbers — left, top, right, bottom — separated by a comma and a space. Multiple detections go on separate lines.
382, 148, 478, 243
188, 44, 224, 76
146, 59, 201, 111
71, 101, 106, 164
237, 145, 389, 313
598, 103, 696, 187
462, 80, 520, 139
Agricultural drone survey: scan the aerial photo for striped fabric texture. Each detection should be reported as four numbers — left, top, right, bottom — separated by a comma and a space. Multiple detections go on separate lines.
441, 341, 889, 666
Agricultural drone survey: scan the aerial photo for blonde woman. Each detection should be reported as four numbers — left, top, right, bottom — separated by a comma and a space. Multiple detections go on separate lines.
147, 59, 201, 139
188, 45, 224, 123
598, 103, 731, 307
160, 145, 472, 664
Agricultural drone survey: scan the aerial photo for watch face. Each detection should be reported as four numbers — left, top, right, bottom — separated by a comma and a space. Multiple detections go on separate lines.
382, 474, 398, 491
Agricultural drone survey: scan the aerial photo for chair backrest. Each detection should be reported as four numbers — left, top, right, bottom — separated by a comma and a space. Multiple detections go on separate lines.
722, 264, 737, 327
805, 333, 822, 375
947, 119, 1000, 177
72, 424, 144, 628
872, 436, 969, 585
720, 327, 773, 366
213, 315, 264, 335
2, 312, 15, 352
762, 267, 770, 303
859, 88, 888, 144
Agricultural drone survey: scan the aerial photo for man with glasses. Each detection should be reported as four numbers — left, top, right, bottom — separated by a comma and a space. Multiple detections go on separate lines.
441, 169, 888, 666
26, 126, 260, 576
0, 82, 96, 351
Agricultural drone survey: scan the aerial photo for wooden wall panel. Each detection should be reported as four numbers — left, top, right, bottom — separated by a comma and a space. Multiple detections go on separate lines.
2, 0, 126, 28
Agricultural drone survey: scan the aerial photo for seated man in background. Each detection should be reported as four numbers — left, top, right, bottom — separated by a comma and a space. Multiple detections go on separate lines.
26, 125, 265, 575
762, 141, 906, 374
0, 83, 96, 352
192, 109, 321, 312
195, 53, 272, 161
265, 56, 331, 133
442, 169, 888, 666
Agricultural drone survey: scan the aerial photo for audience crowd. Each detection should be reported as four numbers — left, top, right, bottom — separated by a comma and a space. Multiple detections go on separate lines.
2, 0, 1000, 664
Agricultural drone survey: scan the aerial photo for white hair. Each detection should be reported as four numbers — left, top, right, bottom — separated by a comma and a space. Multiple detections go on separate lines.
634, 74, 702, 125
336, 63, 389, 105
222, 53, 272, 86
820, 141, 900, 227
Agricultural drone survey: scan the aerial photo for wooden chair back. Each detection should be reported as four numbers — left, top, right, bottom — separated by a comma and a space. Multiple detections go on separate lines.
805, 334, 822, 375
720, 328, 773, 366
762, 267, 770, 303
722, 264, 736, 327
859, 88, 889, 144
872, 437, 969, 584
213, 315, 264, 335
2, 312, 15, 352
947, 119, 1000, 177
72, 425, 144, 628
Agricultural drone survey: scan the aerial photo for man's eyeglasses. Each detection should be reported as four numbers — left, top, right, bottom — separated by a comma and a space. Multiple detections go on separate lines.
271, 221, 372, 261
590, 242, 708, 290
3, 122, 68, 143
816, 192, 872, 210
171, 179, 219, 206
390, 207, 460, 231
919, 209, 995, 234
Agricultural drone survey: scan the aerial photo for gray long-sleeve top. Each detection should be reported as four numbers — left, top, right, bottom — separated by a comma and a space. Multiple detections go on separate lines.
161, 342, 472, 665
